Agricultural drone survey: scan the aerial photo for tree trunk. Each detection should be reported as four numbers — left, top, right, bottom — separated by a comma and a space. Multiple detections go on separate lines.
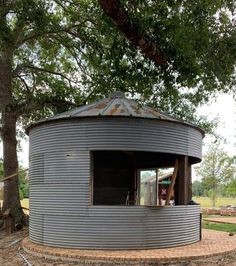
212, 184, 217, 208
0, 52, 25, 228
212, 194, 216, 208
99, 0, 167, 66
1, 112, 25, 226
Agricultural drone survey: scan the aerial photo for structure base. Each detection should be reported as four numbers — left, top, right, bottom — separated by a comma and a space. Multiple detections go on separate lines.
22, 230, 236, 265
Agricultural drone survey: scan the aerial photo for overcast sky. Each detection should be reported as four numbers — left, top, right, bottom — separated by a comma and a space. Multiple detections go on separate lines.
198, 93, 236, 156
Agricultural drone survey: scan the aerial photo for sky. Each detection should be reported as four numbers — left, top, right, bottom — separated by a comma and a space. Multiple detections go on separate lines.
2, 93, 236, 171
198, 93, 236, 156
191, 93, 236, 181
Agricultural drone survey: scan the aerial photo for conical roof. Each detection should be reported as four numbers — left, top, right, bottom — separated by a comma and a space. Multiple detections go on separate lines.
26, 92, 204, 134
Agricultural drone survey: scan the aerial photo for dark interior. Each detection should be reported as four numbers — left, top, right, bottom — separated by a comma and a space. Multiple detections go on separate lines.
93, 151, 135, 205
92, 150, 195, 205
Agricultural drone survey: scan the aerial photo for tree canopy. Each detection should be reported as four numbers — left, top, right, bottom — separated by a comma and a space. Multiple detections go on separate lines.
97, 0, 236, 115
0, 1, 235, 124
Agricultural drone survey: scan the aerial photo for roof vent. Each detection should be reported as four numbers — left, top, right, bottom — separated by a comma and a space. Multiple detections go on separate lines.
109, 91, 125, 99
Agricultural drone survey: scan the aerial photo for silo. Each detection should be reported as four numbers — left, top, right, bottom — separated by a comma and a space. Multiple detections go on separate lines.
26, 92, 204, 249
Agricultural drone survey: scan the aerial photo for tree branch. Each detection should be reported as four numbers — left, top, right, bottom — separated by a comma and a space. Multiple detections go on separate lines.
17, 97, 77, 116
98, 0, 167, 66
16, 75, 31, 94
17, 21, 90, 46
17, 64, 75, 85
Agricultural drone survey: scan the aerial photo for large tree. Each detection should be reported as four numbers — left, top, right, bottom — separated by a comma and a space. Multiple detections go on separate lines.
0, 0, 102, 225
195, 143, 234, 207
0, 0, 235, 225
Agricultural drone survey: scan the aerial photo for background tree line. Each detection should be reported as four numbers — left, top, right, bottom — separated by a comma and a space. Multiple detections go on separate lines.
193, 142, 236, 207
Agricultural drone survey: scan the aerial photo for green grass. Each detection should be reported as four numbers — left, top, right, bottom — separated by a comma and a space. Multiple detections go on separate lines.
193, 197, 236, 208
203, 221, 236, 233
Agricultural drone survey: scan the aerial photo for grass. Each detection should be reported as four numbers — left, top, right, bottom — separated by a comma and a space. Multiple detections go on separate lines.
203, 221, 236, 233
193, 196, 236, 208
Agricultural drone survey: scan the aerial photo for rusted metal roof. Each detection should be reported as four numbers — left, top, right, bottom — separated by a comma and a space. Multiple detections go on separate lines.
49, 91, 179, 121
26, 91, 204, 134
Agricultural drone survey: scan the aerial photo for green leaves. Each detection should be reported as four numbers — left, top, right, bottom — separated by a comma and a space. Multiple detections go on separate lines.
98, 0, 236, 103
0, 0, 235, 133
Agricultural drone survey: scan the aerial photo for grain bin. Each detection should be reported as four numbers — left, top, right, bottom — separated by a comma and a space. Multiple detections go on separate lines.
26, 92, 204, 249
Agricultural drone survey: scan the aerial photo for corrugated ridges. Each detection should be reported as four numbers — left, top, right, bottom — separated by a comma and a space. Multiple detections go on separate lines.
29, 118, 202, 159
29, 206, 200, 249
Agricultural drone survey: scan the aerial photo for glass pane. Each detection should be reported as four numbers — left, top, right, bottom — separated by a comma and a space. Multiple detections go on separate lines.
140, 170, 157, 206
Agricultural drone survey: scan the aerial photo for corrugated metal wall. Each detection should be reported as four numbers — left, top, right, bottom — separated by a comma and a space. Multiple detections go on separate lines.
30, 205, 200, 249
29, 117, 202, 249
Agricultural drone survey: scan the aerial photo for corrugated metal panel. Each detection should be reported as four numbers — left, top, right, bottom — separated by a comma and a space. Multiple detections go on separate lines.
44, 151, 90, 183
30, 184, 89, 215
29, 206, 200, 249
29, 115, 203, 249
29, 154, 44, 185
29, 118, 202, 159
29, 213, 43, 243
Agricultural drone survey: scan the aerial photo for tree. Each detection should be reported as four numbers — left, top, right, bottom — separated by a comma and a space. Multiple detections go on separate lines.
223, 157, 236, 198
224, 179, 236, 198
0, 0, 236, 225
192, 180, 203, 197
98, 0, 236, 110
0, 0, 104, 225
195, 143, 234, 207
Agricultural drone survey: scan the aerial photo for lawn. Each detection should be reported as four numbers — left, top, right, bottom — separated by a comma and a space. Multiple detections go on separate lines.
203, 221, 236, 233
193, 197, 236, 208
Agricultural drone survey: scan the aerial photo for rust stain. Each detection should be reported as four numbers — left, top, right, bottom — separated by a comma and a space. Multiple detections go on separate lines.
95, 102, 109, 109
109, 107, 119, 115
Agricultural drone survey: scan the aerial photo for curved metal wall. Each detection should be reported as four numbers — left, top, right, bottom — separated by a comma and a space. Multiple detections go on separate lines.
30, 206, 200, 249
29, 118, 203, 158
29, 117, 202, 249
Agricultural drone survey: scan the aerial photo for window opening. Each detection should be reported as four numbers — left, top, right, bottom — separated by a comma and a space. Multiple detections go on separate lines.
139, 169, 157, 206
92, 150, 177, 206
138, 168, 175, 206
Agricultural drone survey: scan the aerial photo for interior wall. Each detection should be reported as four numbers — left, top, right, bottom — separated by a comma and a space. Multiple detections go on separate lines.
93, 151, 135, 205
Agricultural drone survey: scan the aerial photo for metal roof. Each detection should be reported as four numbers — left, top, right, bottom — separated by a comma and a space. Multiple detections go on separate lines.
26, 91, 204, 134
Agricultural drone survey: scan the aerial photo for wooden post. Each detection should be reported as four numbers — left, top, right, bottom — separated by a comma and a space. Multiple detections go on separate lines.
188, 164, 192, 202
176, 156, 189, 205
165, 159, 179, 206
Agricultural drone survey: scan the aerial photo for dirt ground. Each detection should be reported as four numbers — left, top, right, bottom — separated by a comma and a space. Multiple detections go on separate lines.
0, 228, 236, 266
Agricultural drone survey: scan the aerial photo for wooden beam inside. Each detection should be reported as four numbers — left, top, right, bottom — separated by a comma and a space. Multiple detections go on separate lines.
176, 156, 189, 205
165, 159, 179, 205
